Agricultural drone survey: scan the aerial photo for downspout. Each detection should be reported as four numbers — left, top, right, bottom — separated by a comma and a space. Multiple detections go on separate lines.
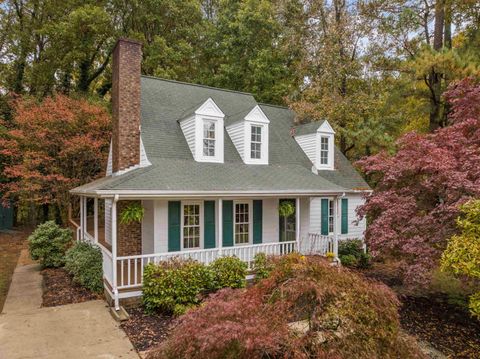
111, 194, 120, 311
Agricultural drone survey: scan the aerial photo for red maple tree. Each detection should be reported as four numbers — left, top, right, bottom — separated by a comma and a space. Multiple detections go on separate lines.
0, 95, 111, 221
356, 78, 480, 285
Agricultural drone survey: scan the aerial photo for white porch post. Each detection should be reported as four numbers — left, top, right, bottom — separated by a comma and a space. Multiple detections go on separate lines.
94, 197, 98, 243
111, 195, 119, 310
218, 198, 223, 256
80, 196, 85, 241
334, 196, 340, 257
295, 197, 300, 252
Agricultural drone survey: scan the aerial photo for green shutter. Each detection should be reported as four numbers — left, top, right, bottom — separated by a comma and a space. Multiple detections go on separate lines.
204, 201, 216, 249
253, 200, 263, 244
168, 201, 181, 252
321, 199, 329, 235
222, 200, 233, 247
341, 198, 348, 234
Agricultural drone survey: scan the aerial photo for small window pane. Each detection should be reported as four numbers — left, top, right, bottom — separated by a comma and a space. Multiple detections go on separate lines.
234, 202, 249, 244
250, 125, 262, 159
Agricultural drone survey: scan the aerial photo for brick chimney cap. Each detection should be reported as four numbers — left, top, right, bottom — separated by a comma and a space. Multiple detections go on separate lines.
115, 38, 143, 49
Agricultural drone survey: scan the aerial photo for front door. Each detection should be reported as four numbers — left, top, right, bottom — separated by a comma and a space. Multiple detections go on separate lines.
279, 199, 296, 242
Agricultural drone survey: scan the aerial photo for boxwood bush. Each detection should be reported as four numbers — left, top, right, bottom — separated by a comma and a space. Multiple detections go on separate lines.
143, 259, 215, 315
28, 220, 72, 268
210, 256, 247, 289
65, 241, 103, 293
338, 239, 371, 269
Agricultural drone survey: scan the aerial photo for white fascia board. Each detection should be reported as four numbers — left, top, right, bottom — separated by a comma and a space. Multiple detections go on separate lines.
244, 105, 270, 124
195, 97, 225, 118
317, 120, 335, 134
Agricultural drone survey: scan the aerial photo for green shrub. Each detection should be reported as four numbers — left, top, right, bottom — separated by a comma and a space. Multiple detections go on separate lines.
65, 242, 103, 293
142, 259, 214, 315
253, 253, 275, 281
209, 256, 247, 289
28, 221, 72, 268
338, 239, 371, 269
339, 254, 358, 267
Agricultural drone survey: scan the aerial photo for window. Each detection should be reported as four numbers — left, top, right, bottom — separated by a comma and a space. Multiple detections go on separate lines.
250, 125, 262, 159
203, 121, 215, 157
183, 203, 200, 249
328, 199, 334, 234
234, 202, 250, 244
320, 136, 329, 165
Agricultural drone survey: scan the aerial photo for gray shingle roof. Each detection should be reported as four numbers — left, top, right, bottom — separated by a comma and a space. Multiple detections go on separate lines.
72, 76, 369, 195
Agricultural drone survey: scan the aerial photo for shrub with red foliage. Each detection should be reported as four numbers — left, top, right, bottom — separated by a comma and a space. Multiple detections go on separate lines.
356, 78, 480, 286
147, 254, 425, 359
0, 95, 111, 221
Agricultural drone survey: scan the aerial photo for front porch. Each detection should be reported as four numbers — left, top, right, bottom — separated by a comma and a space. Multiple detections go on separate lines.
71, 195, 343, 309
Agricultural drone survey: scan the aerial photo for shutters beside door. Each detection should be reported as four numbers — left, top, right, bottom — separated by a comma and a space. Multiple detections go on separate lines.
168, 201, 181, 252
222, 200, 233, 247
204, 201, 216, 248
321, 198, 329, 235
341, 198, 348, 234
253, 200, 262, 244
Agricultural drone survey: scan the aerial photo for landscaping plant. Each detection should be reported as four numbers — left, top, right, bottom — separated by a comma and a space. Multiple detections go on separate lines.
65, 241, 103, 293
209, 256, 247, 290
28, 221, 72, 268
120, 202, 145, 224
253, 252, 275, 281
338, 239, 371, 269
441, 200, 480, 319
357, 78, 480, 286
148, 253, 425, 359
142, 259, 214, 315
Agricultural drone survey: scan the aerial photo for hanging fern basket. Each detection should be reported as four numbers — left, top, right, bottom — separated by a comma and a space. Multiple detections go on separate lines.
120, 202, 145, 225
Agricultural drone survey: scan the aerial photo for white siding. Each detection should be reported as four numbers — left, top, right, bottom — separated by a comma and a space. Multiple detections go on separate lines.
340, 194, 366, 240
140, 137, 151, 167
262, 198, 279, 243
104, 199, 112, 245
294, 133, 316, 165
179, 116, 196, 157
226, 121, 245, 161
153, 200, 169, 253
142, 200, 154, 254
299, 197, 310, 242
106, 142, 112, 176
309, 195, 366, 239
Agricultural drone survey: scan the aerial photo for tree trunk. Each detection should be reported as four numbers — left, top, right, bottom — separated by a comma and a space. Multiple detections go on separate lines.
429, 0, 445, 132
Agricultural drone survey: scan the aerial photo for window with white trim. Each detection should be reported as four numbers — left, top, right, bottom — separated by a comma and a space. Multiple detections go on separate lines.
234, 202, 250, 244
320, 136, 329, 165
328, 199, 334, 234
203, 121, 216, 157
250, 125, 262, 159
183, 203, 200, 249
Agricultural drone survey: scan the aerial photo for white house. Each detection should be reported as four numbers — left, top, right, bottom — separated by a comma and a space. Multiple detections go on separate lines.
70, 39, 370, 309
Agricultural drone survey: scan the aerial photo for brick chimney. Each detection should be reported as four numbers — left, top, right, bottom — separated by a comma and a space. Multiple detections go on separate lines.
111, 38, 142, 173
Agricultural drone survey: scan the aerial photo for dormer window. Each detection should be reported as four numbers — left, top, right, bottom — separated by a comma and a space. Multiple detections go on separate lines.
320, 136, 329, 165
179, 98, 224, 163
250, 125, 262, 159
203, 120, 216, 157
226, 105, 269, 165
293, 120, 335, 171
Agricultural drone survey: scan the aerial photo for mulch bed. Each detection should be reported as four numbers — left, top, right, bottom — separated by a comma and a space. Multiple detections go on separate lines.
358, 262, 480, 358
41, 267, 102, 307
121, 307, 175, 352
399, 295, 480, 359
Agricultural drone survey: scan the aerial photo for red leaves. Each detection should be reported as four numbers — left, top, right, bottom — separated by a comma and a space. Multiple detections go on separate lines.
1, 94, 111, 216
356, 79, 480, 286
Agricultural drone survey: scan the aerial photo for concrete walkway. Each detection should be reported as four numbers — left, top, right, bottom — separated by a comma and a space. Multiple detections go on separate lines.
0, 251, 139, 359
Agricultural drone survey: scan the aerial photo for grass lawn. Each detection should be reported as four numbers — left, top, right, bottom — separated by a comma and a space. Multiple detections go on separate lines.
0, 228, 29, 312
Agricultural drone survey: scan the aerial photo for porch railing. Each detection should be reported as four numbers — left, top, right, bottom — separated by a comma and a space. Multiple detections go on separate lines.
116, 241, 297, 289
300, 233, 338, 257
